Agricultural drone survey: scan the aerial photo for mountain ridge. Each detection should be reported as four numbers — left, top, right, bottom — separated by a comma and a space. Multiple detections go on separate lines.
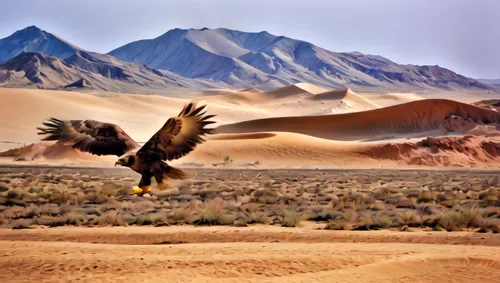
0, 51, 210, 92
109, 27, 495, 92
0, 25, 496, 93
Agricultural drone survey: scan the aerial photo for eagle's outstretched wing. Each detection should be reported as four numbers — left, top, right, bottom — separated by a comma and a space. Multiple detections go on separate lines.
37, 118, 140, 156
138, 102, 216, 161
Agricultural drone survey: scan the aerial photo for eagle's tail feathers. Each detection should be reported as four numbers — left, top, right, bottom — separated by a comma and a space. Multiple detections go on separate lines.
160, 163, 187, 180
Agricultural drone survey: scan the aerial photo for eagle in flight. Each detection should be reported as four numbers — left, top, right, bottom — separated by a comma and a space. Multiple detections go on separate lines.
36, 102, 215, 195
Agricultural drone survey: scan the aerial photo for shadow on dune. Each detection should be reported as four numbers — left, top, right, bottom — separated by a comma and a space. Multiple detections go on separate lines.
216, 99, 500, 141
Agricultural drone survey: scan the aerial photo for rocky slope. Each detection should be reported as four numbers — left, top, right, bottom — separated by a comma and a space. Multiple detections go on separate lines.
0, 51, 203, 92
0, 26, 496, 93
0, 26, 80, 63
109, 28, 495, 92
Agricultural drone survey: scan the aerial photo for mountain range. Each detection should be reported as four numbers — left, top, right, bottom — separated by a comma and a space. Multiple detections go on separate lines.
0, 25, 496, 93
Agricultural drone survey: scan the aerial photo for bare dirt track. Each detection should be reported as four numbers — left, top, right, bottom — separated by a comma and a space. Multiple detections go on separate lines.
0, 227, 499, 283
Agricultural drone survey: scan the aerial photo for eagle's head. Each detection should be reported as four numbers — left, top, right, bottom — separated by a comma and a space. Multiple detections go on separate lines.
115, 155, 135, 168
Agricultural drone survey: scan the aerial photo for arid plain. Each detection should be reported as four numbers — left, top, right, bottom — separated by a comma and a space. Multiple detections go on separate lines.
0, 85, 500, 282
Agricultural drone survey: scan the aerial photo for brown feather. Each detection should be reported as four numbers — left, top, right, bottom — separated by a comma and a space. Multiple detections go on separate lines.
138, 101, 216, 161
36, 118, 139, 157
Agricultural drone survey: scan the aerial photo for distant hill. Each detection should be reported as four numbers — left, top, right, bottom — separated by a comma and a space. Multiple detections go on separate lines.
0, 51, 202, 92
0, 26, 80, 63
0, 26, 496, 93
109, 28, 496, 93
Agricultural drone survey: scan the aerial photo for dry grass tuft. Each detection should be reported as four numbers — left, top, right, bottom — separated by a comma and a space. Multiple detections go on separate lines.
0, 168, 498, 232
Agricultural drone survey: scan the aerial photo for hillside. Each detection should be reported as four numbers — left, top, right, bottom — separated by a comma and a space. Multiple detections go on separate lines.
0, 26, 80, 63
109, 28, 495, 93
0, 51, 205, 92
0, 25, 496, 93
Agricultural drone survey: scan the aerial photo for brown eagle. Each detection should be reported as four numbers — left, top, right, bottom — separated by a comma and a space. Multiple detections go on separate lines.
36, 102, 215, 195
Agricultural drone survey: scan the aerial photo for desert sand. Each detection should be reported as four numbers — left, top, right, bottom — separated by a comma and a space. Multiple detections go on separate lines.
0, 226, 499, 283
1, 84, 500, 282
2, 85, 500, 169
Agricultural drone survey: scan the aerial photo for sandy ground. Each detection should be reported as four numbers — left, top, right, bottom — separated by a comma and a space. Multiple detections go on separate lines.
0, 226, 499, 283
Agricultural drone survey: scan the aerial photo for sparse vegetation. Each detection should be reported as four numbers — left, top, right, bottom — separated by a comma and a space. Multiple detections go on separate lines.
0, 167, 498, 233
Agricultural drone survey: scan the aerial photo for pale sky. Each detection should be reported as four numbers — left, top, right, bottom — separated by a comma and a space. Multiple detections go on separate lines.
0, 0, 498, 79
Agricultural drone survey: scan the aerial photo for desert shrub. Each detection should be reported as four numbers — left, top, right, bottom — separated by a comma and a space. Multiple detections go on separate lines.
36, 216, 66, 227
396, 210, 422, 227
370, 211, 394, 229
193, 188, 219, 199
11, 218, 33, 229
84, 191, 109, 204
0, 182, 9, 192
94, 211, 124, 226
324, 211, 354, 230
252, 189, 281, 204
38, 203, 60, 216
396, 197, 416, 209
248, 211, 272, 224
370, 200, 386, 211
6, 188, 24, 200
84, 207, 102, 216
193, 197, 236, 225
36, 216, 56, 226
196, 206, 223, 225
3, 205, 37, 219
103, 199, 123, 211
218, 213, 237, 225
169, 208, 194, 224
64, 211, 88, 225
417, 191, 434, 203
437, 208, 482, 231
59, 203, 74, 215
49, 192, 72, 204
124, 200, 156, 214
100, 182, 121, 197
479, 189, 499, 201
122, 214, 137, 225
136, 214, 153, 226
325, 219, 353, 230
281, 209, 305, 227
148, 212, 169, 226
487, 176, 499, 187
483, 206, 500, 218
233, 217, 249, 227
433, 224, 445, 231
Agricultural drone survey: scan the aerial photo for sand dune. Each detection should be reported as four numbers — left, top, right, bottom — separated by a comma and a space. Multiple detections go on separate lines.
472, 99, 500, 112
239, 87, 262, 93
5, 131, 500, 169
0, 226, 499, 283
0, 88, 235, 142
292, 82, 329, 94
216, 99, 500, 141
213, 83, 331, 105
360, 92, 425, 106
360, 135, 500, 167
308, 88, 380, 111
2, 88, 500, 169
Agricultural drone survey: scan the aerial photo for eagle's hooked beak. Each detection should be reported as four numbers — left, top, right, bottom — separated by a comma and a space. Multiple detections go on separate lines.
115, 158, 125, 167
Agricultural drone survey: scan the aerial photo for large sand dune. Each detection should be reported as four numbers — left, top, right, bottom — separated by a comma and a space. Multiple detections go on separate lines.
216, 99, 500, 141
360, 92, 425, 107
1, 87, 500, 169
308, 88, 380, 111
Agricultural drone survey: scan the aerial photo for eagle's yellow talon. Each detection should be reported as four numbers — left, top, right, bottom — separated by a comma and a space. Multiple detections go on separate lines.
131, 186, 143, 194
